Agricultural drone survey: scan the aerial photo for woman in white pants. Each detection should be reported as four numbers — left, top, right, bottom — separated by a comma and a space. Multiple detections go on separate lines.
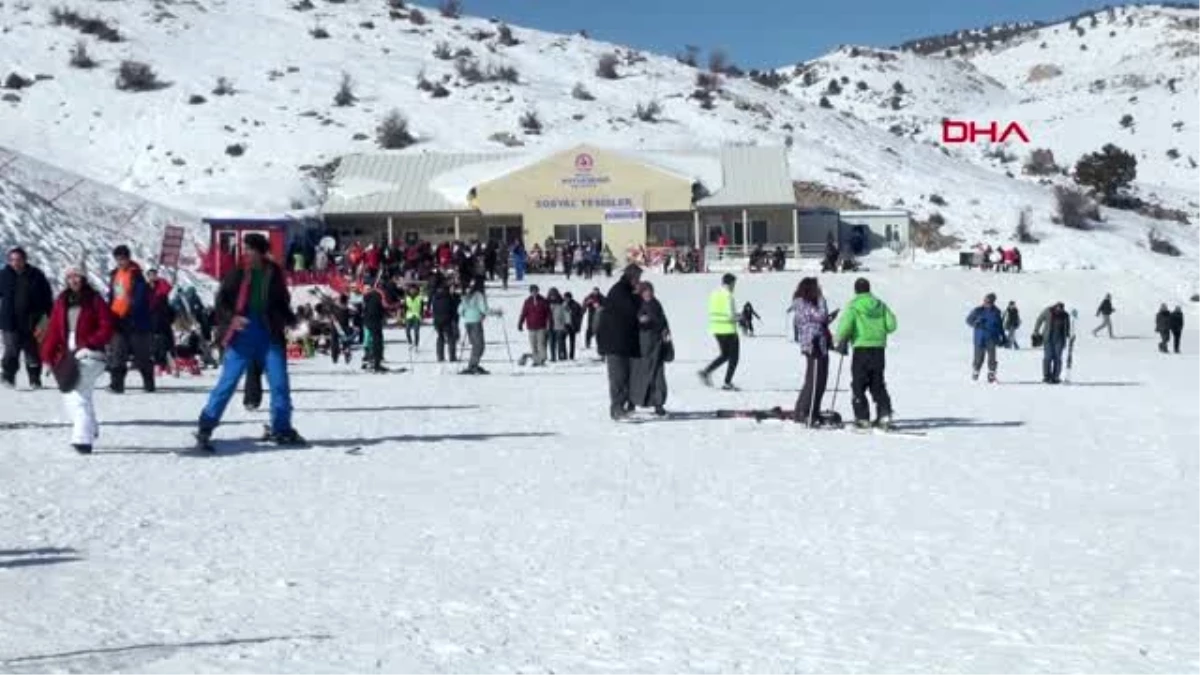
39, 267, 115, 454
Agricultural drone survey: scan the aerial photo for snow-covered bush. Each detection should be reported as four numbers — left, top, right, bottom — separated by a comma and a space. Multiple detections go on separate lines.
408, 8, 427, 25
376, 110, 416, 149
333, 72, 356, 106
635, 100, 661, 122
69, 40, 97, 69
1014, 208, 1039, 243
519, 110, 542, 134
1148, 229, 1181, 257
115, 60, 164, 92
432, 41, 452, 59
1024, 148, 1058, 175
596, 53, 619, 79
497, 24, 519, 46
1052, 186, 1099, 229
571, 82, 594, 101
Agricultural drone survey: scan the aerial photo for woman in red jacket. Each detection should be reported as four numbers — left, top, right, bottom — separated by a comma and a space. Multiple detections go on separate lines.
40, 267, 114, 454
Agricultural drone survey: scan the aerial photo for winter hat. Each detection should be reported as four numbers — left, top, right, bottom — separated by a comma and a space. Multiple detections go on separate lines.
985, 293, 997, 304
854, 277, 871, 294
721, 273, 737, 286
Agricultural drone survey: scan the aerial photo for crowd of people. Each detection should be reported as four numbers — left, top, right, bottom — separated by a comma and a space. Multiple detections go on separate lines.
0, 233, 1192, 451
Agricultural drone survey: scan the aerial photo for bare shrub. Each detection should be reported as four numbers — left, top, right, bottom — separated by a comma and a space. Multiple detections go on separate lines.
696, 71, 720, 91
115, 60, 165, 91
455, 57, 483, 83
468, 28, 493, 41
212, 76, 235, 96
333, 71, 356, 106
377, 109, 416, 149
819, 96, 832, 109
1148, 228, 1181, 256
1024, 148, 1058, 175
50, 7, 123, 42
1052, 186, 1099, 229
497, 23, 519, 46
491, 64, 519, 83
225, 143, 246, 157
708, 48, 729, 74
596, 53, 619, 79
68, 40, 97, 69
408, 8, 427, 24
432, 41, 452, 59
439, 0, 462, 18
1014, 207, 1039, 243
519, 109, 542, 134
310, 24, 330, 39
571, 82, 594, 101
929, 193, 947, 206
635, 100, 662, 122
387, 0, 406, 7
676, 45, 699, 67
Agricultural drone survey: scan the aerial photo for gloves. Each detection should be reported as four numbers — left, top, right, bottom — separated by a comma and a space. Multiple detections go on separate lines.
834, 341, 849, 355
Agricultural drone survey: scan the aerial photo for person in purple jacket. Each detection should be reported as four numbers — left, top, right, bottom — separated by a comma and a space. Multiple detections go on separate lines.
791, 277, 838, 426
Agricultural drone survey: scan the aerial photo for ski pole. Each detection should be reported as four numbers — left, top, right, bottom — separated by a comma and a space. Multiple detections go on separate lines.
499, 313, 515, 367
828, 350, 846, 411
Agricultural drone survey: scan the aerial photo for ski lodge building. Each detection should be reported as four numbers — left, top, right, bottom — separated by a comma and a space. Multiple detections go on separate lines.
320, 143, 908, 259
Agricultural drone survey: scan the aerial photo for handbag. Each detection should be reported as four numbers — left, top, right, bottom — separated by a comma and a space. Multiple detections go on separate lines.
661, 330, 675, 363
52, 355, 80, 393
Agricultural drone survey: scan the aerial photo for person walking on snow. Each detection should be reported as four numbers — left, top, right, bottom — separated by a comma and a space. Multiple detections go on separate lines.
361, 282, 390, 372
403, 285, 424, 348
547, 288, 569, 363
1093, 293, 1115, 338
791, 277, 837, 427
967, 293, 1005, 382
1032, 302, 1072, 384
106, 245, 156, 393
1003, 300, 1021, 349
1169, 306, 1184, 354
0, 247, 53, 389
1156, 304, 1172, 354
458, 276, 492, 374
39, 266, 114, 454
738, 302, 761, 337
583, 288, 604, 351
628, 281, 671, 416
430, 281, 460, 363
699, 273, 740, 391
834, 277, 897, 429
596, 264, 643, 420
518, 284, 551, 366
196, 233, 304, 449
564, 292, 584, 361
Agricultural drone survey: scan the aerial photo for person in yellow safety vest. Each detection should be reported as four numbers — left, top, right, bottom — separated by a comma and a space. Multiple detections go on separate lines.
403, 285, 424, 348
699, 273, 740, 391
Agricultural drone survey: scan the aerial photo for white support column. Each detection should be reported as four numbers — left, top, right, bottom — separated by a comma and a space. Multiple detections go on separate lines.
792, 209, 799, 260
454, 214, 461, 241
741, 208, 749, 254
387, 216, 394, 245
693, 210, 701, 249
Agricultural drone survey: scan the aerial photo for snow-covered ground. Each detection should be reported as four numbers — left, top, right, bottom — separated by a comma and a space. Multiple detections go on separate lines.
2, 269, 1196, 673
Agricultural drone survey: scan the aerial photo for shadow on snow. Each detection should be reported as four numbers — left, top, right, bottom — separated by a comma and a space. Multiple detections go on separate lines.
101, 431, 557, 456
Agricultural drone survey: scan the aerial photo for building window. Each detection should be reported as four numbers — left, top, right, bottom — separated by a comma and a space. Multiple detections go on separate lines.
647, 221, 694, 246
731, 220, 769, 246
553, 224, 603, 245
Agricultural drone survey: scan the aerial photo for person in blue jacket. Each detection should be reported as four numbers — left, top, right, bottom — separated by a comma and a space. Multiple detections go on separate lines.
511, 242, 528, 282
966, 292, 1005, 383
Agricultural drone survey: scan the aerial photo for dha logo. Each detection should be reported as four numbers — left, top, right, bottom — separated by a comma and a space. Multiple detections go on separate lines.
941, 120, 1031, 144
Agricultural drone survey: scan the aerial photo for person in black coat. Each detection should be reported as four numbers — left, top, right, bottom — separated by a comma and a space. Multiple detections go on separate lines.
1169, 306, 1184, 354
1156, 304, 1172, 354
595, 264, 643, 420
564, 292, 584, 361
430, 281, 461, 363
361, 284, 389, 372
0, 247, 54, 388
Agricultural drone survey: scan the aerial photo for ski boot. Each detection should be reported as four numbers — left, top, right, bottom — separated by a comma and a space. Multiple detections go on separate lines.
698, 370, 713, 387
194, 428, 215, 453
72, 443, 92, 455
269, 428, 308, 447
971, 370, 980, 381
874, 414, 894, 431
721, 382, 739, 392
653, 406, 667, 417
854, 419, 872, 430
987, 371, 997, 384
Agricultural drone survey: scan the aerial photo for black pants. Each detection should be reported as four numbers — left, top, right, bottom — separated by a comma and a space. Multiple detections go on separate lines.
850, 347, 892, 421
566, 330, 577, 360
435, 322, 459, 362
585, 317, 596, 349
1159, 330, 1171, 353
549, 330, 565, 362
244, 359, 263, 408
606, 355, 632, 413
152, 331, 174, 368
366, 324, 384, 370
330, 330, 343, 364
703, 334, 740, 385
794, 353, 829, 423
405, 319, 420, 347
1172, 328, 1182, 354
1, 329, 40, 385
107, 328, 154, 392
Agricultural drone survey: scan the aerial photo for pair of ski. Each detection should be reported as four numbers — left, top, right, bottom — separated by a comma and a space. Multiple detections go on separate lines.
716, 407, 927, 437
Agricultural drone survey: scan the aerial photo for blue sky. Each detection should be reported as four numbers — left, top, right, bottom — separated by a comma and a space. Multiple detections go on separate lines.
473, 0, 1137, 67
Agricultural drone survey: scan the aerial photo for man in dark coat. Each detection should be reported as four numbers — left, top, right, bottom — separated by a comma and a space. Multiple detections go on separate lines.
430, 281, 461, 363
966, 292, 1005, 382
595, 264, 643, 420
196, 233, 303, 449
361, 284, 389, 372
628, 281, 670, 415
1156, 304, 1172, 354
106, 245, 155, 393
1093, 293, 1115, 338
1169, 306, 1184, 354
0, 247, 53, 388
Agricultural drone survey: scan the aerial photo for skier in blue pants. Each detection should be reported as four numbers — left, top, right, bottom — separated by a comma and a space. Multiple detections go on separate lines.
196, 233, 304, 449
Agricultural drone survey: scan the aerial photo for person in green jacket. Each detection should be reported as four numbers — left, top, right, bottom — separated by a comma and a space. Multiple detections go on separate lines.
458, 276, 491, 375
699, 273, 740, 390
403, 285, 424, 348
834, 277, 897, 429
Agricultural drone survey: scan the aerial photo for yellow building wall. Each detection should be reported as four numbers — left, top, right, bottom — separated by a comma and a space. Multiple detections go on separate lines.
472, 144, 695, 255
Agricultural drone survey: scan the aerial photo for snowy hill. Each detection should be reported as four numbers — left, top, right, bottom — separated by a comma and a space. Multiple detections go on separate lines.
0, 0, 1196, 295
0, 146, 207, 291
780, 4, 1200, 217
